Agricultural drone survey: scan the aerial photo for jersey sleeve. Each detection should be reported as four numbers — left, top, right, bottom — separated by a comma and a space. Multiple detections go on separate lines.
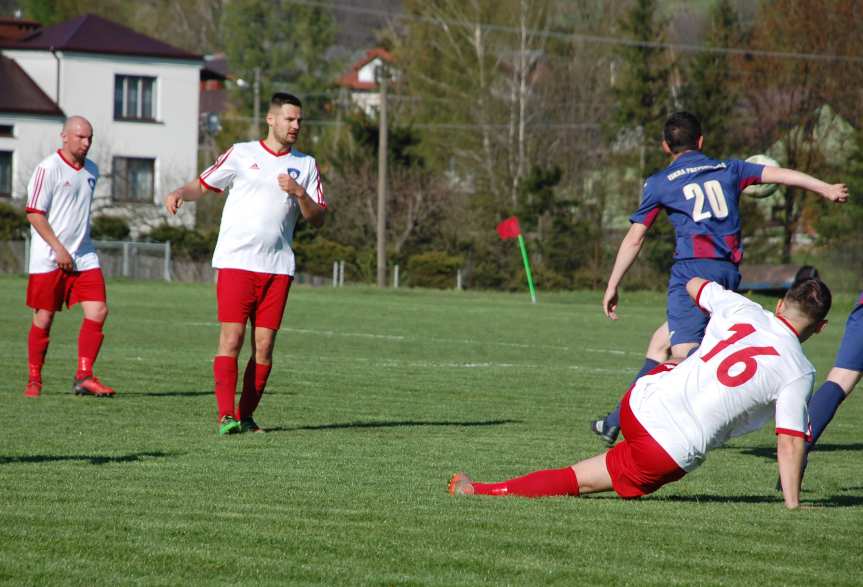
731, 159, 766, 194
774, 374, 814, 440
696, 280, 756, 315
25, 165, 54, 214
199, 146, 237, 193
629, 178, 662, 228
306, 161, 328, 209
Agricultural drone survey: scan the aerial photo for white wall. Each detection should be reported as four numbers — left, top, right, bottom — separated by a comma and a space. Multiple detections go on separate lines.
0, 114, 64, 199
3, 49, 201, 234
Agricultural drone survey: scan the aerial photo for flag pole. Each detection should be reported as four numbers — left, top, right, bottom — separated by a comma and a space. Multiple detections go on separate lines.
516, 234, 537, 304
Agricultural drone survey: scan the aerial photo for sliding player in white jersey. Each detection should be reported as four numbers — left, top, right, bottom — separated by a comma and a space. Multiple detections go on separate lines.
450, 277, 832, 509
23, 115, 115, 398
165, 93, 327, 435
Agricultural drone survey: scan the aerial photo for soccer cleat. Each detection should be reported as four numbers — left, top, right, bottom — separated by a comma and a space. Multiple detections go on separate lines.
590, 418, 620, 445
73, 375, 115, 397
219, 415, 241, 436
448, 472, 476, 496
240, 417, 265, 434
24, 380, 42, 398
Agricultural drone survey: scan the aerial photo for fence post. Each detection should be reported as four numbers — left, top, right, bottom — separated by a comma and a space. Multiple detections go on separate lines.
332, 261, 338, 287
457, 268, 462, 291
163, 241, 172, 282
338, 260, 345, 287
122, 242, 130, 277
23, 234, 29, 274
393, 264, 399, 289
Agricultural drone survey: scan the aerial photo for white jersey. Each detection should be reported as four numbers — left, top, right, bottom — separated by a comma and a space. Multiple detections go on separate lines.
629, 281, 815, 472
200, 140, 327, 275
25, 151, 100, 274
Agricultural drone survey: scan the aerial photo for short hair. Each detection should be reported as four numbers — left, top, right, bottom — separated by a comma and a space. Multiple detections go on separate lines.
270, 92, 302, 110
663, 112, 702, 154
792, 265, 819, 286
784, 278, 832, 324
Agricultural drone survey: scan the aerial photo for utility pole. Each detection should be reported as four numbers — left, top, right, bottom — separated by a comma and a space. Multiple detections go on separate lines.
251, 66, 261, 139
376, 66, 389, 288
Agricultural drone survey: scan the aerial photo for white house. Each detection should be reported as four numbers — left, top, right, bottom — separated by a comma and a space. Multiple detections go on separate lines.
0, 14, 202, 236
337, 48, 396, 117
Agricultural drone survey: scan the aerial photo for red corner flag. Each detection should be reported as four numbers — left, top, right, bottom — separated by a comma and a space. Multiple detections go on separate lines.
496, 216, 521, 240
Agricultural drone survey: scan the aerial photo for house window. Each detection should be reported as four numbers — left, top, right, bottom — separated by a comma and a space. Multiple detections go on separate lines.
0, 151, 11, 197
0, 125, 13, 138
113, 157, 155, 201
114, 75, 156, 121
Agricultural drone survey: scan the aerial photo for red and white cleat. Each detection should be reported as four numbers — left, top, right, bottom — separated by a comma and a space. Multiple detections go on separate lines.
24, 380, 42, 398
73, 375, 115, 397
448, 472, 476, 496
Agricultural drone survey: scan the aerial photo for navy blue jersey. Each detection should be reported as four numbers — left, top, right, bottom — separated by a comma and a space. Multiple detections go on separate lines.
630, 151, 765, 263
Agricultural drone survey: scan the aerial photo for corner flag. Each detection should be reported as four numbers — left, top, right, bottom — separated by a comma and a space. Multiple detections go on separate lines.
496, 216, 537, 303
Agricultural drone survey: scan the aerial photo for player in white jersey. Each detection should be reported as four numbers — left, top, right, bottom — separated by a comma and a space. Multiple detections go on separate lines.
165, 93, 327, 435
23, 115, 115, 398
450, 277, 832, 509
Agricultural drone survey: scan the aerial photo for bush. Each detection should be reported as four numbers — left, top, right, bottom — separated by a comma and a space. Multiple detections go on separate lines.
144, 225, 216, 261
407, 251, 463, 289
294, 237, 356, 277
90, 215, 130, 240
0, 201, 27, 240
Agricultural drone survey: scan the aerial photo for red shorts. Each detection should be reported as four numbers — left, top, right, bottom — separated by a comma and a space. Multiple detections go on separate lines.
605, 389, 687, 499
216, 268, 292, 330
26, 268, 107, 311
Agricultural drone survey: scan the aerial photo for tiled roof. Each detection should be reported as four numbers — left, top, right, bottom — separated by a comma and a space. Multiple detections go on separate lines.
338, 48, 394, 91
4, 13, 200, 61
0, 55, 63, 116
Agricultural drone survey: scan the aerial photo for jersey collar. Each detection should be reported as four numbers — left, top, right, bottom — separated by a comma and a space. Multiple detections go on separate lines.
775, 314, 800, 338
258, 140, 292, 157
56, 149, 84, 170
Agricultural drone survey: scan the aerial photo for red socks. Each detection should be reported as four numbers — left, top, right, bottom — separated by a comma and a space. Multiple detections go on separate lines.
473, 467, 580, 498
27, 324, 50, 382
237, 359, 271, 420
76, 318, 105, 379
213, 356, 239, 419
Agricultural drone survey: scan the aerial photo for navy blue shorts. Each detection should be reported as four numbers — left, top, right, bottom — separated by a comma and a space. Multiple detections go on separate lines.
835, 293, 863, 372
667, 259, 740, 346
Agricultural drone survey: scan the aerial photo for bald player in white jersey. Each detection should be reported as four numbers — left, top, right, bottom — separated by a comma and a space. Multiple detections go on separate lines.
165, 92, 327, 435
23, 115, 115, 398
450, 276, 832, 509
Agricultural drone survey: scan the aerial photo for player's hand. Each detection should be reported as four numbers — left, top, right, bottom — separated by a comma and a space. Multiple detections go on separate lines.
603, 288, 619, 320
54, 247, 74, 272
278, 174, 303, 198
165, 191, 184, 215
821, 183, 848, 203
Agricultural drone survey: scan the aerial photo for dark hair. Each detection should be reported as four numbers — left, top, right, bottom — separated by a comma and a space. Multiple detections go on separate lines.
784, 278, 832, 323
663, 112, 702, 154
792, 265, 819, 286
270, 93, 302, 109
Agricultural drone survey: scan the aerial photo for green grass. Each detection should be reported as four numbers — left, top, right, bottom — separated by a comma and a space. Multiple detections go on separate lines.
1, 276, 861, 585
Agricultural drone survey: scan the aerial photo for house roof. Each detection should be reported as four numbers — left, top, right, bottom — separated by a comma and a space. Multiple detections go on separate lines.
338, 48, 394, 91
3, 13, 200, 61
0, 17, 41, 41
0, 54, 63, 116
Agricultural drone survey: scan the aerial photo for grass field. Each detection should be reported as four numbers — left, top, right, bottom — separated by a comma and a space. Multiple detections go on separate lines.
1, 275, 861, 585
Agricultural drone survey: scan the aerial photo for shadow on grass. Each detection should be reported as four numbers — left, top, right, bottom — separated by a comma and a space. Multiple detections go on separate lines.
126, 390, 296, 398
737, 443, 863, 462
0, 450, 181, 466
658, 493, 863, 508
268, 418, 523, 433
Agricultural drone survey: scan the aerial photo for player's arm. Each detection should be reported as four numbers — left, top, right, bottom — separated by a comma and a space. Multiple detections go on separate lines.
761, 167, 848, 203
776, 432, 805, 509
602, 222, 649, 320
686, 277, 709, 303
278, 174, 326, 228
27, 213, 73, 271
165, 179, 208, 215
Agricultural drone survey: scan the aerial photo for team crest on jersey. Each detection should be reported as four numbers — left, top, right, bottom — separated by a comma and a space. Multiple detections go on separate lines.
287, 168, 301, 179
87, 178, 96, 190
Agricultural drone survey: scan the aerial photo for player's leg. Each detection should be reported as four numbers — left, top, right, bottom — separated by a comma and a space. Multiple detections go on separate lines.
595, 322, 670, 443
214, 269, 256, 434
69, 269, 114, 397
24, 269, 65, 397
237, 274, 291, 432
449, 463, 586, 497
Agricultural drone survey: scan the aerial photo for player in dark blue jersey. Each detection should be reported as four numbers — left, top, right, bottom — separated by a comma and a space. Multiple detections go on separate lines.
592, 112, 848, 445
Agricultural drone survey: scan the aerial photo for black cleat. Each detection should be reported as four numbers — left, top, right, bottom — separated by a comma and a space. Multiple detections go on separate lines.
590, 418, 620, 445
240, 417, 265, 434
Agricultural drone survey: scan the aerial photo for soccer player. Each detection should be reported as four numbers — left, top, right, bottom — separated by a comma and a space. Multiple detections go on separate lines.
164, 93, 326, 435
591, 112, 847, 444
451, 277, 831, 510
23, 116, 114, 398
